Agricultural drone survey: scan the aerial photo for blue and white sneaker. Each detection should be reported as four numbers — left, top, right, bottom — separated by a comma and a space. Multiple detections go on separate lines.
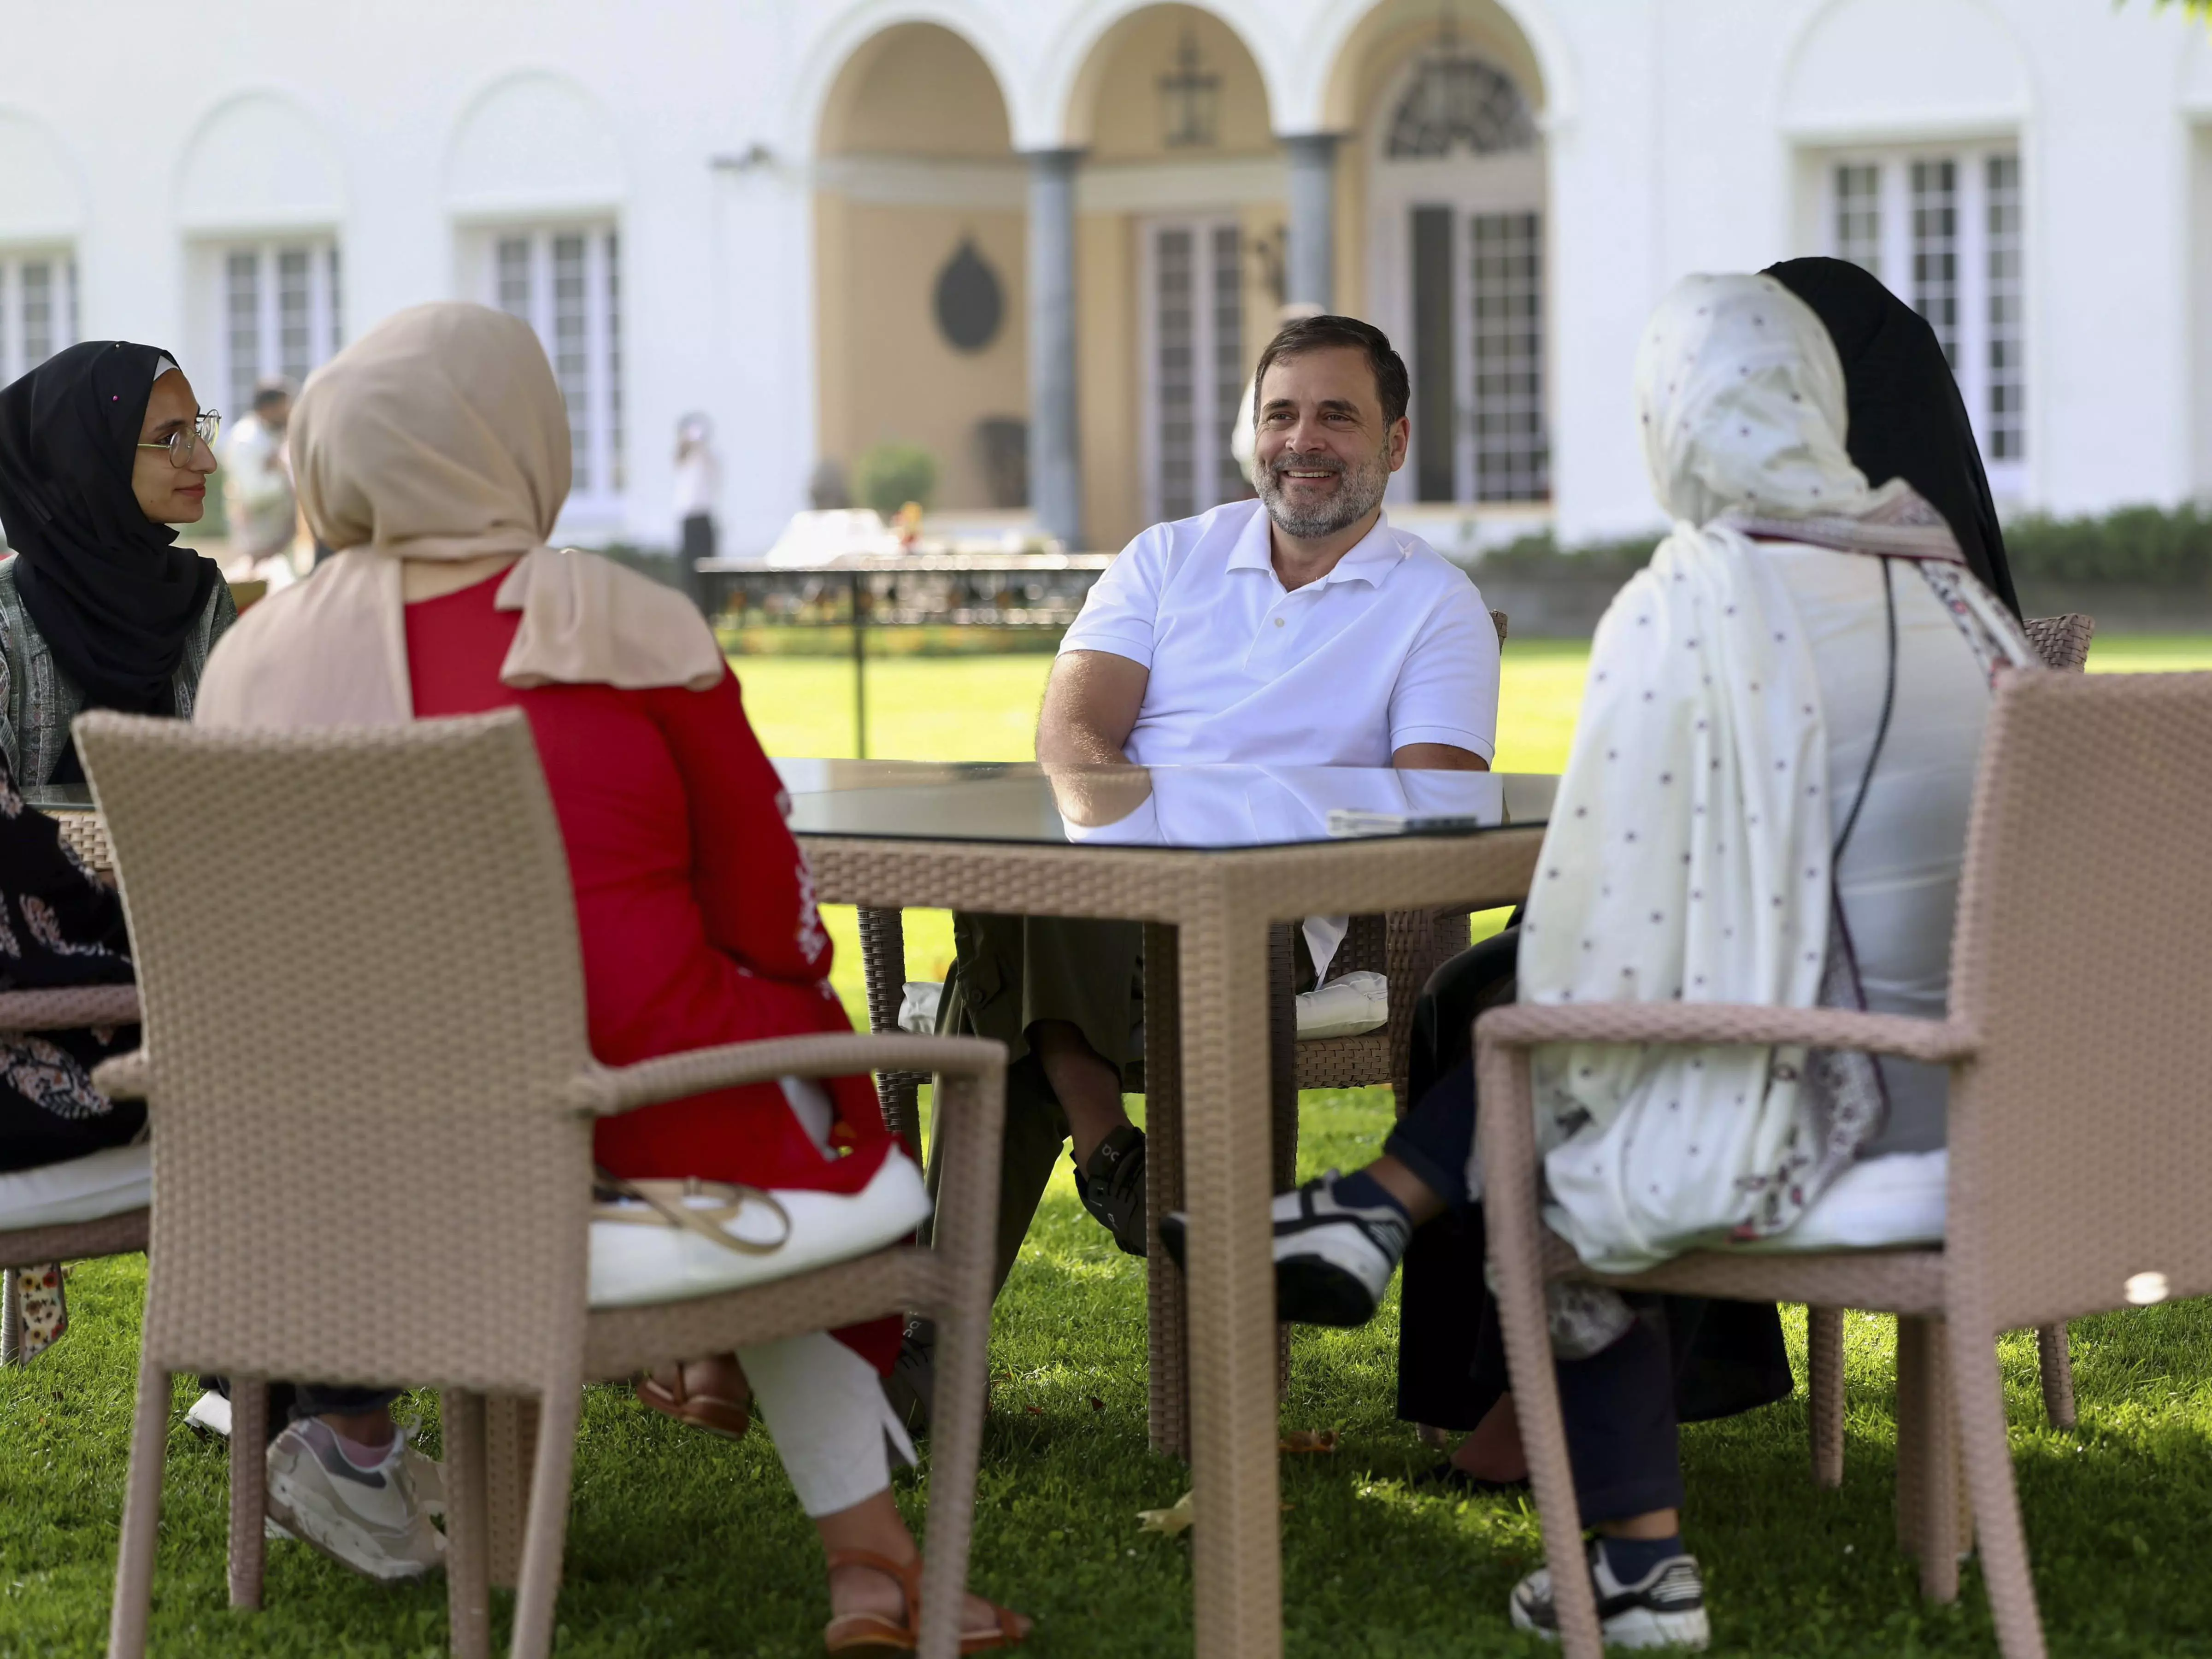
1509, 1539, 1710, 1650
1159, 1169, 1412, 1328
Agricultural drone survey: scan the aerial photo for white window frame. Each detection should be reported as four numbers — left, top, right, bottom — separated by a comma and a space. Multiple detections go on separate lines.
464, 222, 624, 521
1138, 215, 1246, 527
202, 239, 343, 422
0, 247, 78, 387
1818, 144, 2026, 496
1365, 53, 1550, 508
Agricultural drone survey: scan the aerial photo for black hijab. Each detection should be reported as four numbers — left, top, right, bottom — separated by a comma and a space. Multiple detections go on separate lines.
0, 341, 223, 722
1763, 257, 2023, 620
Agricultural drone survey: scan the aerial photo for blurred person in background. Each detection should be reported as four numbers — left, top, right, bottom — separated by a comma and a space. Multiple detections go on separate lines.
0, 343, 235, 788
674, 412, 718, 606
219, 378, 301, 589
195, 304, 1030, 1647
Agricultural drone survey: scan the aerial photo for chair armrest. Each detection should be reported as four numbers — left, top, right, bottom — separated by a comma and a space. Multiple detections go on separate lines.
0, 985, 142, 1033
1475, 1002, 1976, 1066
93, 1048, 151, 1102
571, 1031, 1008, 1118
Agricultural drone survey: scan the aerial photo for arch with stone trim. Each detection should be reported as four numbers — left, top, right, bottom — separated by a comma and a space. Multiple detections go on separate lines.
1313, 0, 1555, 526
445, 71, 625, 218
1778, 0, 2032, 140
809, 20, 1029, 521
175, 89, 345, 234
0, 110, 86, 244
788, 2, 1031, 159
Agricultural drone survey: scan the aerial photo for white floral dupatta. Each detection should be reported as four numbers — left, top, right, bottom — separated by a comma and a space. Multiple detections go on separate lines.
1510, 274, 2003, 1274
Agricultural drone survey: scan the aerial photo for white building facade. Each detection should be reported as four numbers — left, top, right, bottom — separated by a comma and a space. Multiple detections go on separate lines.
3, 0, 2209, 558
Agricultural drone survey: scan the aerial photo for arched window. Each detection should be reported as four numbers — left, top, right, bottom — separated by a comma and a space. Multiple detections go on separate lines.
1385, 55, 1536, 160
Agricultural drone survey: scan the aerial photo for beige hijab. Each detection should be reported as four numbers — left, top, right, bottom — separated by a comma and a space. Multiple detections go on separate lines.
194, 302, 723, 729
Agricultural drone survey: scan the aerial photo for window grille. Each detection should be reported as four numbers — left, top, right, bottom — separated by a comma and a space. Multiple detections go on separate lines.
488, 225, 624, 508
0, 253, 75, 386
1985, 154, 2025, 462
1910, 159, 1960, 370
1469, 211, 1547, 503
1386, 55, 1537, 159
1834, 164, 1882, 274
1144, 218, 1244, 524
1210, 223, 1245, 506
216, 241, 342, 418
1826, 149, 2023, 474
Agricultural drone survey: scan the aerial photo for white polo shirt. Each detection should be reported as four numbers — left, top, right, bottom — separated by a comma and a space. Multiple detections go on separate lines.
1059, 499, 1499, 766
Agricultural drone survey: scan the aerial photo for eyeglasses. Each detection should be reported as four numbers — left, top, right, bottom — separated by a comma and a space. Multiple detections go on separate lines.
136, 409, 221, 469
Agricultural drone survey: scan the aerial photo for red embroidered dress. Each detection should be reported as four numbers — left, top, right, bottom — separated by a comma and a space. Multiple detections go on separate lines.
404, 574, 898, 1365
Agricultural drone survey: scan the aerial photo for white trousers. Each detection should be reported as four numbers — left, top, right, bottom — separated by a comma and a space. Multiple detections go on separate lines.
737, 1329, 916, 1519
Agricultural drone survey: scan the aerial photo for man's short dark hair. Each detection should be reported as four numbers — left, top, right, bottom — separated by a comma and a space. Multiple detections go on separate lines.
253, 379, 293, 412
1252, 315, 1410, 430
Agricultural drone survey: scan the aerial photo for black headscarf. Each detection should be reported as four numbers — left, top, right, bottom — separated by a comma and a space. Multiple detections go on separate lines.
1763, 257, 2022, 620
0, 341, 223, 722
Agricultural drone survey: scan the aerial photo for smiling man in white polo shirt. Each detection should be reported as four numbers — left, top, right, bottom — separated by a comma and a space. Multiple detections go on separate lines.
899, 315, 1498, 1424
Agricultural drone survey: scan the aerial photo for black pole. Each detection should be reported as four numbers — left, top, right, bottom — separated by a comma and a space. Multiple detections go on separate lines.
849, 570, 868, 759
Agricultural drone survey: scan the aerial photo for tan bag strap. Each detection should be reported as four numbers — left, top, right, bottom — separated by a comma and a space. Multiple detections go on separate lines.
591, 1170, 793, 1257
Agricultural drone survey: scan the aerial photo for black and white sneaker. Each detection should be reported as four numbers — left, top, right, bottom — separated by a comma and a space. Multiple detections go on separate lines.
1074, 1125, 1148, 1257
1159, 1170, 1411, 1328
1509, 1539, 1710, 1650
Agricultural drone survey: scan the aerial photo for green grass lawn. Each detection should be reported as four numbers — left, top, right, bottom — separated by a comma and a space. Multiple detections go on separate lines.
5, 637, 2209, 1656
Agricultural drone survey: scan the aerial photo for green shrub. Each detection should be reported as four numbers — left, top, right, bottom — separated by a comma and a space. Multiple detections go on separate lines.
593, 541, 686, 588
2004, 503, 2212, 588
1480, 504, 2212, 591
852, 442, 939, 518
1475, 529, 1655, 581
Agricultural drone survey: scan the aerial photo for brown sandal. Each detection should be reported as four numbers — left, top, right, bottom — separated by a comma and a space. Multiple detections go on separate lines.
635, 1358, 752, 1441
822, 1548, 1029, 1654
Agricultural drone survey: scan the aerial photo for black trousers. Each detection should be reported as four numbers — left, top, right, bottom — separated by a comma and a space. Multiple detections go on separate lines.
1388, 928, 1794, 1516
204, 1377, 400, 1443
679, 513, 715, 609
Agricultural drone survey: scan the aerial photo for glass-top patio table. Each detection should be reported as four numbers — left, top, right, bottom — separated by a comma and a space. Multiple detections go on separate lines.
776, 757, 1555, 1659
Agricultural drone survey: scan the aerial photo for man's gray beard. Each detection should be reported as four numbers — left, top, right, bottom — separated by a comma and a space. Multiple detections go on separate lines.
1257, 447, 1390, 541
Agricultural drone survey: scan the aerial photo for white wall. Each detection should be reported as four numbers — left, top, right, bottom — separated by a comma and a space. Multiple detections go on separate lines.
1, 0, 2202, 551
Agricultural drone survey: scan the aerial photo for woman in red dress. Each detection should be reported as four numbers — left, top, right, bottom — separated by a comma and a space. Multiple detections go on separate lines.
196, 302, 1027, 1651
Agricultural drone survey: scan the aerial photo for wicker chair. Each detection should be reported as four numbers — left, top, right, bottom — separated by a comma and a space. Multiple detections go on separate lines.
1801, 612, 2094, 1481
77, 710, 1008, 1659
1476, 666, 2212, 1659
0, 985, 147, 1363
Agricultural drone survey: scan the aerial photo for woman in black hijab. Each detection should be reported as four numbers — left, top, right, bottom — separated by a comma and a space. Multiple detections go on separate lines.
0, 342, 235, 785
1765, 256, 2023, 619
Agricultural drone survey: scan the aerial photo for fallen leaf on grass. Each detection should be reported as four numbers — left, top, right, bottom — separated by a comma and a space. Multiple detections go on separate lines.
1024, 1405, 1045, 1417
1278, 1430, 1339, 1455
1089, 1396, 1106, 1412
1138, 1491, 1194, 1534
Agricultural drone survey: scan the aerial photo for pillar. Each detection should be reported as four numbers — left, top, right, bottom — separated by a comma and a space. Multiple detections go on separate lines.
1025, 147, 1083, 549
1284, 133, 1340, 314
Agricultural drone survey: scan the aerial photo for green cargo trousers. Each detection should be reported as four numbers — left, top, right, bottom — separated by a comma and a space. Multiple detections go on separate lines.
922, 912, 1143, 1294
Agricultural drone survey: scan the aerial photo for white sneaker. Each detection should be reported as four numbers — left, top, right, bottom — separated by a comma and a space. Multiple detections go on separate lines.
403, 1439, 446, 1520
265, 1418, 444, 1582
184, 1391, 443, 1524
183, 1389, 232, 1438
1510, 1539, 1710, 1650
